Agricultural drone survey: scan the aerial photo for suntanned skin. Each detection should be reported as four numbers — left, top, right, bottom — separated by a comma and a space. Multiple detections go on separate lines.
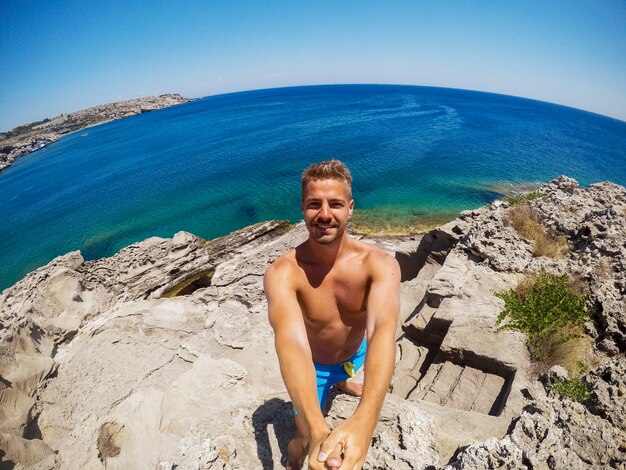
264, 178, 400, 470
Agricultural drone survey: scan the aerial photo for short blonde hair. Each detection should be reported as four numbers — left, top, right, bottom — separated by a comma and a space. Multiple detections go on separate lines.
301, 159, 353, 200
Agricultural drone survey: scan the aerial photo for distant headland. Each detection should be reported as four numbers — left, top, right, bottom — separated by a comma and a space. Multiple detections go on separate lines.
0, 93, 191, 172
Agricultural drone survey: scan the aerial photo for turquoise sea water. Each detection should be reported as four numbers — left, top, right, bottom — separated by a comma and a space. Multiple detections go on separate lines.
1, 85, 625, 290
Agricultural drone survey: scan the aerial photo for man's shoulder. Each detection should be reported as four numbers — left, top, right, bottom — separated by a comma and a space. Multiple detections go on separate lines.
352, 240, 399, 273
264, 250, 301, 298
265, 249, 298, 278
351, 238, 394, 260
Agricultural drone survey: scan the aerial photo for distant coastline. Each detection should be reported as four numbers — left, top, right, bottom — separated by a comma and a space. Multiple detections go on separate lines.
0, 93, 191, 172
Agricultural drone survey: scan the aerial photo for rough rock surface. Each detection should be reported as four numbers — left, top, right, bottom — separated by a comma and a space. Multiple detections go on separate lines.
442, 176, 626, 469
444, 382, 626, 469
456, 176, 626, 356
1, 176, 625, 469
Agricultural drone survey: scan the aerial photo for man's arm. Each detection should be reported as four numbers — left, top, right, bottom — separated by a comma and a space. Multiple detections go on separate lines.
264, 259, 330, 442
317, 251, 400, 469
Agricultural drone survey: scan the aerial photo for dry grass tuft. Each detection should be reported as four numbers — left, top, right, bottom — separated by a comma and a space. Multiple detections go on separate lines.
533, 324, 598, 377
507, 204, 568, 258
515, 271, 588, 299
508, 204, 542, 238
515, 272, 539, 297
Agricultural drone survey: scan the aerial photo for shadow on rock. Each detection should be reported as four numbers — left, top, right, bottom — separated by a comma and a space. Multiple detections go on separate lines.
252, 397, 296, 469
0, 449, 16, 470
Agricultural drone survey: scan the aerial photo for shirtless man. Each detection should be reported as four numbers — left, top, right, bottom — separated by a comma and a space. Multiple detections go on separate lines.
264, 160, 400, 470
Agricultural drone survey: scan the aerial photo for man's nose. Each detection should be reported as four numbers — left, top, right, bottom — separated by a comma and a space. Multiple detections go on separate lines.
319, 203, 332, 219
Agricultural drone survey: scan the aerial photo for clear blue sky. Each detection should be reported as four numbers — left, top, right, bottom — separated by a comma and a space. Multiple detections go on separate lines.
1, 0, 625, 131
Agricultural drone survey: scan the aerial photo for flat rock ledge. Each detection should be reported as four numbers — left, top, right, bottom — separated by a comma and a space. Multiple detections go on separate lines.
1, 176, 625, 469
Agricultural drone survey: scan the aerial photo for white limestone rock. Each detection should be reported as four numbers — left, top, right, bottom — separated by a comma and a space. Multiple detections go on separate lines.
1, 177, 625, 469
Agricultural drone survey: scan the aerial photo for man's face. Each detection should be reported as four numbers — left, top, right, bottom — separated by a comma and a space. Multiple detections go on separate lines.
302, 178, 354, 245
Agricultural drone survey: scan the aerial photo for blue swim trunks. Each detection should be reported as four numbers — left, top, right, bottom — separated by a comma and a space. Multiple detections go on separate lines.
314, 338, 367, 409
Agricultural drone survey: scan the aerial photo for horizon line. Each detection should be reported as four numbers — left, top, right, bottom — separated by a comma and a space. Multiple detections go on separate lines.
3, 82, 625, 132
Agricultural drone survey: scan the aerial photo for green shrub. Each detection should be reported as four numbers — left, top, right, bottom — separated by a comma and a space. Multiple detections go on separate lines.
496, 270, 591, 362
547, 377, 590, 402
505, 191, 545, 206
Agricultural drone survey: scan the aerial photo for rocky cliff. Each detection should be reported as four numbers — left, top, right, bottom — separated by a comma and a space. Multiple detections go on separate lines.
0, 177, 624, 469
0, 94, 191, 172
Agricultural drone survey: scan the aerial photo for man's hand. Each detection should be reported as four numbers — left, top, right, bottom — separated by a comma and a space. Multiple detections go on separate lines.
303, 425, 334, 470
307, 428, 337, 470
312, 415, 374, 470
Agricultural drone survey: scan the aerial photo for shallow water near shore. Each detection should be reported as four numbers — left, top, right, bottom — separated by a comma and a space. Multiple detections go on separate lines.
1, 84, 625, 290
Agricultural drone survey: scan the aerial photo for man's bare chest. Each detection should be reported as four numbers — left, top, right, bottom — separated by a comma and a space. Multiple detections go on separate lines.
296, 269, 370, 322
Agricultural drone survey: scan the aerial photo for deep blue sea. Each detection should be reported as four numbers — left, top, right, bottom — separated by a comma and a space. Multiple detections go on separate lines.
1, 85, 625, 290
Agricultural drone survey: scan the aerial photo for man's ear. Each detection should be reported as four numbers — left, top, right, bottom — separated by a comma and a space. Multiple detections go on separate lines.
348, 199, 354, 218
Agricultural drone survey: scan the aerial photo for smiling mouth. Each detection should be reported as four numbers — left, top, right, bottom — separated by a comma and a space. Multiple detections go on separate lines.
315, 223, 335, 230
